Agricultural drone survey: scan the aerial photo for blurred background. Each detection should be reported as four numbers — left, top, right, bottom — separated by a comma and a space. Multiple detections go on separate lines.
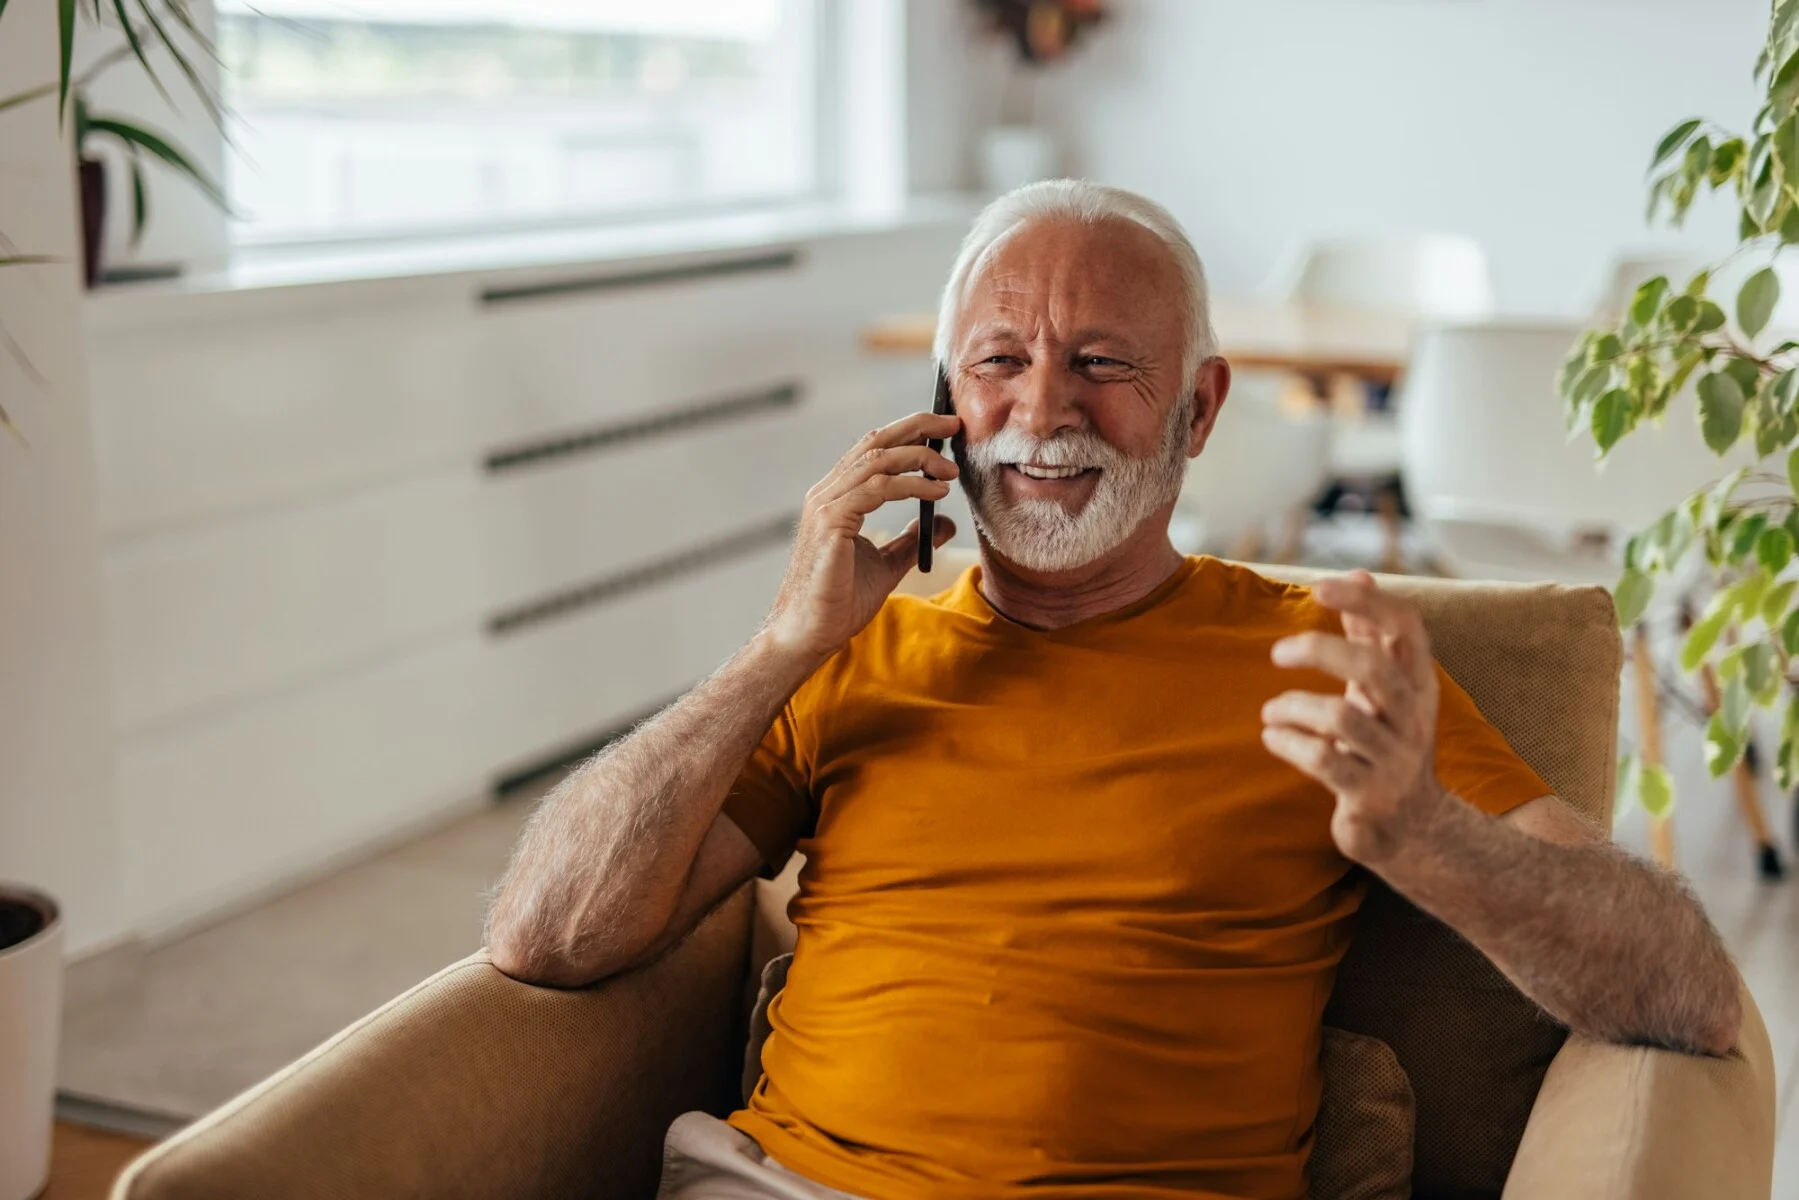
1, 0, 1795, 1194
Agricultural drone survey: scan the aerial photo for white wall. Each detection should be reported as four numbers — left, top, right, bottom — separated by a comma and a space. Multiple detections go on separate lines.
1041, 0, 1771, 315
0, 1, 126, 956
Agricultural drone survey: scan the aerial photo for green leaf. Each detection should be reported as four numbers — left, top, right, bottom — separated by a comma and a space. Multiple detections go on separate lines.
1614, 568, 1654, 627
1745, 643, 1782, 703
1559, 339, 1593, 399
1760, 526, 1796, 574
1740, 267, 1783, 338
1651, 119, 1703, 173
1731, 511, 1771, 561
1777, 115, 1799, 183
1639, 761, 1676, 819
1572, 363, 1611, 410
136, 0, 225, 127
1590, 333, 1624, 364
1757, 388, 1788, 457
1629, 277, 1670, 327
1591, 388, 1634, 455
1699, 370, 1747, 452
1788, 445, 1799, 495
1666, 293, 1700, 331
56, 0, 74, 122
1668, 348, 1706, 400
1683, 602, 1732, 669
128, 153, 147, 245
1763, 577, 1798, 624
1723, 674, 1753, 735
1711, 137, 1747, 186
1776, 369, 1799, 414
83, 116, 228, 209
1705, 714, 1744, 777
1726, 354, 1763, 397
1695, 300, 1730, 334
109, 0, 168, 107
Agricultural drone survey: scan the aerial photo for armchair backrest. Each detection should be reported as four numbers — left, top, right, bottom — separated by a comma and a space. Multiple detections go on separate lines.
877, 553, 1624, 1196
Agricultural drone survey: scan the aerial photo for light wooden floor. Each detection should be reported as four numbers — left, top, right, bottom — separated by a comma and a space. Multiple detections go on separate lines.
42, 1122, 152, 1200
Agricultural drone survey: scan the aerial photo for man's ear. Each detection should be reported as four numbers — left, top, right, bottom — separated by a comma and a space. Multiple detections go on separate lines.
1186, 358, 1232, 458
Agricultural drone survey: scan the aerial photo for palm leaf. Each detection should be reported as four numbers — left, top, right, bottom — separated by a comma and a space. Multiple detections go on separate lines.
110, 0, 170, 106
85, 114, 226, 209
136, 0, 221, 125
0, 81, 57, 115
163, 0, 220, 63
128, 152, 148, 245
57, 0, 76, 120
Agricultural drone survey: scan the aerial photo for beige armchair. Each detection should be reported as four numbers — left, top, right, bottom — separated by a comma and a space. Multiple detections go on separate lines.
113, 562, 1777, 1200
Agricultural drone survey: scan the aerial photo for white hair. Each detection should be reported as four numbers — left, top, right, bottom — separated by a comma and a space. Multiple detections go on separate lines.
932, 179, 1218, 383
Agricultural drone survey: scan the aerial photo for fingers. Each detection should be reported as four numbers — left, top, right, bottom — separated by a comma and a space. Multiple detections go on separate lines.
817, 473, 950, 531
812, 443, 959, 507
841, 411, 963, 465
1261, 726, 1372, 793
1271, 632, 1414, 720
1310, 571, 1433, 685
1262, 690, 1398, 761
876, 515, 957, 571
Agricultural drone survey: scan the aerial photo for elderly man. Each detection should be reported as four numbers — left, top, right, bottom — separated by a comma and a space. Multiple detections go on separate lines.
486, 181, 1740, 1200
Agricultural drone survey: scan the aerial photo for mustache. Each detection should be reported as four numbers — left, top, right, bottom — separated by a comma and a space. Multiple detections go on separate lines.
954, 426, 1132, 473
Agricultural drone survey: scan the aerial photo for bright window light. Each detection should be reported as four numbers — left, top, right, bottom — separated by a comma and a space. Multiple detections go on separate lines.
215, 0, 819, 245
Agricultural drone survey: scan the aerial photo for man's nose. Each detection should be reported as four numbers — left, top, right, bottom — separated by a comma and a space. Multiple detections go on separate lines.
1010, 360, 1083, 439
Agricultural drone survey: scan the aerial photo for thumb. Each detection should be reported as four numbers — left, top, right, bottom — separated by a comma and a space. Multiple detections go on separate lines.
876, 518, 925, 575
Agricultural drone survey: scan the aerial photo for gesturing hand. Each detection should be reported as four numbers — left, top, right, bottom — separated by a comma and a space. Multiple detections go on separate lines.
1260, 569, 1447, 867
762, 410, 960, 670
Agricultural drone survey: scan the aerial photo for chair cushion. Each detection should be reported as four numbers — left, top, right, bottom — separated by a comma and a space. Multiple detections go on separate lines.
745, 953, 1415, 1200
1270, 567, 1620, 1198
1310, 1029, 1414, 1200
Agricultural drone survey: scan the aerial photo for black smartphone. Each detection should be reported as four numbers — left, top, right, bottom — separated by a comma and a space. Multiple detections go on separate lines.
919, 367, 953, 573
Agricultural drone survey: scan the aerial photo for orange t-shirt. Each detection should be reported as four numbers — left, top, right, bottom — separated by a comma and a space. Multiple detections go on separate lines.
723, 557, 1549, 1200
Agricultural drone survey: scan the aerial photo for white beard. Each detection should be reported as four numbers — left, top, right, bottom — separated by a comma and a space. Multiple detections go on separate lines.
954, 400, 1193, 573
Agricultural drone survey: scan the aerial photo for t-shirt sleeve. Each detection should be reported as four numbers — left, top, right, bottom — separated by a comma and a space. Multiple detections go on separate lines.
722, 701, 816, 879
1433, 662, 1554, 817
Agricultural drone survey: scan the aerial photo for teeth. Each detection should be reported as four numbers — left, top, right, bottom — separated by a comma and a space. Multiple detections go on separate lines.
1012, 463, 1088, 480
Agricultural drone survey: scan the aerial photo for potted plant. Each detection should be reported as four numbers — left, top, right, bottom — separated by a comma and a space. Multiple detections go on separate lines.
0, 5, 219, 1193
1, 0, 223, 287
970, 0, 1108, 194
0, 889, 61, 1200
72, 86, 225, 284
1561, 0, 1799, 834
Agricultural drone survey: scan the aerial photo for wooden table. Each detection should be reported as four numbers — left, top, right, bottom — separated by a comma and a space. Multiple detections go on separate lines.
861, 297, 1415, 386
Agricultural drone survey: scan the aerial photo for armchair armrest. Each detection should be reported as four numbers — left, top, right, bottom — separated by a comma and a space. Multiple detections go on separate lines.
1502, 981, 1777, 1199
114, 885, 753, 1200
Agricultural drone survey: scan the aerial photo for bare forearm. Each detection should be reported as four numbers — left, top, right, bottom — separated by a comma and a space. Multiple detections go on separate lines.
486, 632, 811, 985
1370, 796, 1741, 1055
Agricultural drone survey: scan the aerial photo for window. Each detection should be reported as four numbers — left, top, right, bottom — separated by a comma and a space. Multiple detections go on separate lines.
216, 0, 820, 244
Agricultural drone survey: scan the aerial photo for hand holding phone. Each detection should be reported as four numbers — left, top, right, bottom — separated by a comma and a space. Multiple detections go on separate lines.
920, 368, 954, 573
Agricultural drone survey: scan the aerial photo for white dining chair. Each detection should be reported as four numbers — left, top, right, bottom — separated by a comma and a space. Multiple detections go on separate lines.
1594, 251, 1799, 338
1263, 234, 1498, 570
1267, 234, 1497, 321
1399, 319, 1781, 877
1174, 371, 1332, 560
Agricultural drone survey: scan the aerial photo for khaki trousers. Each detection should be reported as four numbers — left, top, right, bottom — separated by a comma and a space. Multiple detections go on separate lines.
655, 1112, 867, 1200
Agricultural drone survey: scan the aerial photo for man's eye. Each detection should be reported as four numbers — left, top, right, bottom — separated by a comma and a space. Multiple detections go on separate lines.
984, 355, 1021, 366
1081, 356, 1126, 369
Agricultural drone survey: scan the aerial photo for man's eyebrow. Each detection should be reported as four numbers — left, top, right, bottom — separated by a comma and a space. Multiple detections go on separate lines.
1067, 330, 1147, 356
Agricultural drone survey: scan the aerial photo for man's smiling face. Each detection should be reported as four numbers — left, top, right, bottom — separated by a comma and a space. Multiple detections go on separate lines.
948, 215, 1219, 573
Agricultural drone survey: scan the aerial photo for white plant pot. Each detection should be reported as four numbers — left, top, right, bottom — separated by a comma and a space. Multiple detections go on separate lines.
0, 887, 62, 1200
980, 125, 1057, 196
